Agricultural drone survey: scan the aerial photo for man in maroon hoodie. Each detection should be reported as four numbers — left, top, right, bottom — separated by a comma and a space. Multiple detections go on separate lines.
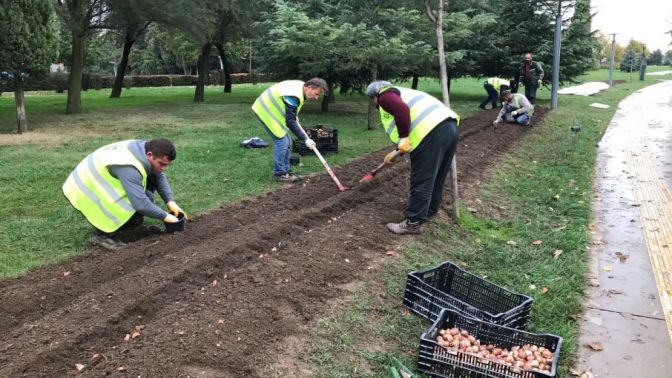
514, 53, 544, 104
366, 81, 460, 235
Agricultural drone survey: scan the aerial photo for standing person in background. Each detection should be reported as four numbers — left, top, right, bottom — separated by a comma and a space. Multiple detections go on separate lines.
63, 139, 186, 250
252, 78, 328, 182
479, 77, 511, 110
366, 81, 460, 235
514, 53, 544, 104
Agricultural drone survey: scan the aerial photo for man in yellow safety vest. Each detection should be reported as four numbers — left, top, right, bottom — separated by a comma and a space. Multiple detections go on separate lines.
62, 139, 186, 250
252, 78, 328, 182
479, 77, 511, 110
366, 81, 460, 235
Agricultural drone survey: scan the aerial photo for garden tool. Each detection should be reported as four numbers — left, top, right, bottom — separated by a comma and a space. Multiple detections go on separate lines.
359, 149, 400, 183
296, 122, 347, 192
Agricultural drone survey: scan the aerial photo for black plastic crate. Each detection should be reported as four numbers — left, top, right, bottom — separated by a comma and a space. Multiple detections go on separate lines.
292, 124, 339, 156
403, 261, 532, 329
418, 309, 562, 378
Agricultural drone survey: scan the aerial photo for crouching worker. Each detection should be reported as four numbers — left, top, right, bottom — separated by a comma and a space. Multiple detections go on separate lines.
493, 90, 534, 127
366, 81, 460, 235
62, 139, 186, 250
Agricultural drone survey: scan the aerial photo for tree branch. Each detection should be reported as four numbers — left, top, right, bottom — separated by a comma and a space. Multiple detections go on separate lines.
424, 0, 436, 24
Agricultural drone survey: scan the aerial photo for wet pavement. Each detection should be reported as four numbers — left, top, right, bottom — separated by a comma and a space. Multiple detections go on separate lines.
578, 81, 672, 377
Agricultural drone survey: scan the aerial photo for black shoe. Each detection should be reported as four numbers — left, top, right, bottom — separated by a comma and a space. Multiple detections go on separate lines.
386, 219, 422, 235
274, 173, 301, 183
478, 105, 486, 110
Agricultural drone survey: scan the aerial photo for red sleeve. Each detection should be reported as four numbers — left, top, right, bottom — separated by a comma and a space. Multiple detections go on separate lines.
377, 91, 411, 138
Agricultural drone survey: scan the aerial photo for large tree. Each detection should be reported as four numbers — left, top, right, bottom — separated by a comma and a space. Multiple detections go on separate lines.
55, 0, 110, 114
0, 0, 58, 133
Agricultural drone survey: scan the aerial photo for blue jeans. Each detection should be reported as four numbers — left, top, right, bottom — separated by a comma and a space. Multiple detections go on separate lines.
263, 126, 292, 176
504, 105, 531, 125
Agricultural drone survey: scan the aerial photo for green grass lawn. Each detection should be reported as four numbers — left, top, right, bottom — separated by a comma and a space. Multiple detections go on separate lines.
0, 68, 670, 375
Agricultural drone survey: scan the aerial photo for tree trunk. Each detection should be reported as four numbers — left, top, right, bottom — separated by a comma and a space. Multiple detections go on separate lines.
66, 31, 85, 114
412, 74, 419, 89
15, 85, 28, 134
320, 82, 331, 112
110, 32, 135, 98
194, 43, 212, 103
181, 54, 188, 75
215, 43, 232, 93
367, 67, 378, 130
432, 0, 458, 220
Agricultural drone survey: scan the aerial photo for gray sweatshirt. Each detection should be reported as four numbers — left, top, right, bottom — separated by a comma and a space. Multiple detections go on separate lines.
108, 140, 173, 220
496, 93, 534, 122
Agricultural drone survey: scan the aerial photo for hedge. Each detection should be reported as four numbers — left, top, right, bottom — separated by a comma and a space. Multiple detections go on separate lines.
0, 71, 268, 93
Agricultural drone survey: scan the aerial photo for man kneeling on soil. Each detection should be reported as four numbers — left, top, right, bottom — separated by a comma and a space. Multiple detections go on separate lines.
493, 90, 534, 127
62, 139, 186, 250
366, 81, 460, 235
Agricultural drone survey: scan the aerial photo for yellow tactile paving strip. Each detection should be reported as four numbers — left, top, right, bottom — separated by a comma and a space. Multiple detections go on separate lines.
627, 145, 672, 342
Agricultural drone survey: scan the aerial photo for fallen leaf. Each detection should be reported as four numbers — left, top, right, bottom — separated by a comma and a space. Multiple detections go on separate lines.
345, 258, 350, 263
524, 218, 532, 225
131, 331, 141, 339
134, 325, 142, 332
211, 280, 218, 287
620, 312, 634, 320
607, 289, 623, 296
586, 342, 604, 351
587, 223, 596, 231
593, 240, 603, 245
580, 372, 595, 378
385, 251, 397, 257
506, 240, 517, 246
552, 194, 560, 201
74, 363, 85, 371
217, 319, 224, 324
548, 207, 555, 212
92, 354, 100, 359
116, 366, 127, 372
467, 207, 477, 213
271, 247, 277, 252
541, 287, 549, 294
589, 278, 600, 287
475, 238, 481, 244
529, 284, 537, 290
553, 250, 563, 259
532, 240, 543, 245
615, 252, 629, 262
602, 266, 612, 272
123, 334, 130, 342
569, 367, 583, 376
63, 271, 71, 278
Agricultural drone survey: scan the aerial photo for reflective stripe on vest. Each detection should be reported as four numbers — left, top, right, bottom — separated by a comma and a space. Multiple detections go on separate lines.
378, 87, 460, 150
251, 80, 305, 138
62, 140, 148, 233
487, 77, 507, 87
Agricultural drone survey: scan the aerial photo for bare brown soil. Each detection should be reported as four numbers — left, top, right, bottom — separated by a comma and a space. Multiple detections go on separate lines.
0, 107, 548, 377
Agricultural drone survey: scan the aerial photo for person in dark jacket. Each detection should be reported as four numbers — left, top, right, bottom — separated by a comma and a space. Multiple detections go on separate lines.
514, 53, 544, 104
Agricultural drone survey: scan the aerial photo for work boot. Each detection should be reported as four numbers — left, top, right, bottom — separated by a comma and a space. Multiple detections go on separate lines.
478, 104, 486, 110
386, 219, 422, 235
274, 173, 301, 183
88, 231, 127, 251
123, 224, 162, 236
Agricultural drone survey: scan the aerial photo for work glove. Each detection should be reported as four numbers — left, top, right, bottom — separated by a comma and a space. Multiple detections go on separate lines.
163, 213, 180, 223
167, 200, 187, 219
511, 110, 519, 117
397, 137, 411, 154
384, 150, 400, 165
538, 79, 542, 86
493, 119, 500, 126
304, 138, 316, 150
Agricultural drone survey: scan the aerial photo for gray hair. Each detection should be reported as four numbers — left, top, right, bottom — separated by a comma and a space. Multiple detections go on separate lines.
366, 81, 393, 98
305, 77, 329, 92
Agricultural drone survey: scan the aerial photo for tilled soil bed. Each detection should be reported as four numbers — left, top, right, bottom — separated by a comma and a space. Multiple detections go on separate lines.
0, 107, 548, 377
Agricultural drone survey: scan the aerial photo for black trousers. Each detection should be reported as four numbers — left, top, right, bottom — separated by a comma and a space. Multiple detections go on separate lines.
406, 119, 460, 222
480, 83, 499, 109
524, 81, 538, 104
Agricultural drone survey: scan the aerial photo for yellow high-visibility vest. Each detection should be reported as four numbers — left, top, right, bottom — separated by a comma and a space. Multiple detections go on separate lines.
251, 80, 306, 138
486, 77, 508, 87
62, 140, 147, 233
378, 87, 460, 151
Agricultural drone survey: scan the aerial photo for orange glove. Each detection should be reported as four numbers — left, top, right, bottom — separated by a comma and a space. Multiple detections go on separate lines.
163, 213, 179, 223
384, 150, 400, 165
397, 137, 411, 154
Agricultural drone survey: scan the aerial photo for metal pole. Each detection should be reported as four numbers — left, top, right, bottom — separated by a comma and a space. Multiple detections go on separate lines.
608, 33, 616, 86
550, 1, 562, 110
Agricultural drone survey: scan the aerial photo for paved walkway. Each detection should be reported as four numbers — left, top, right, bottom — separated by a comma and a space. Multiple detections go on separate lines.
578, 81, 672, 377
